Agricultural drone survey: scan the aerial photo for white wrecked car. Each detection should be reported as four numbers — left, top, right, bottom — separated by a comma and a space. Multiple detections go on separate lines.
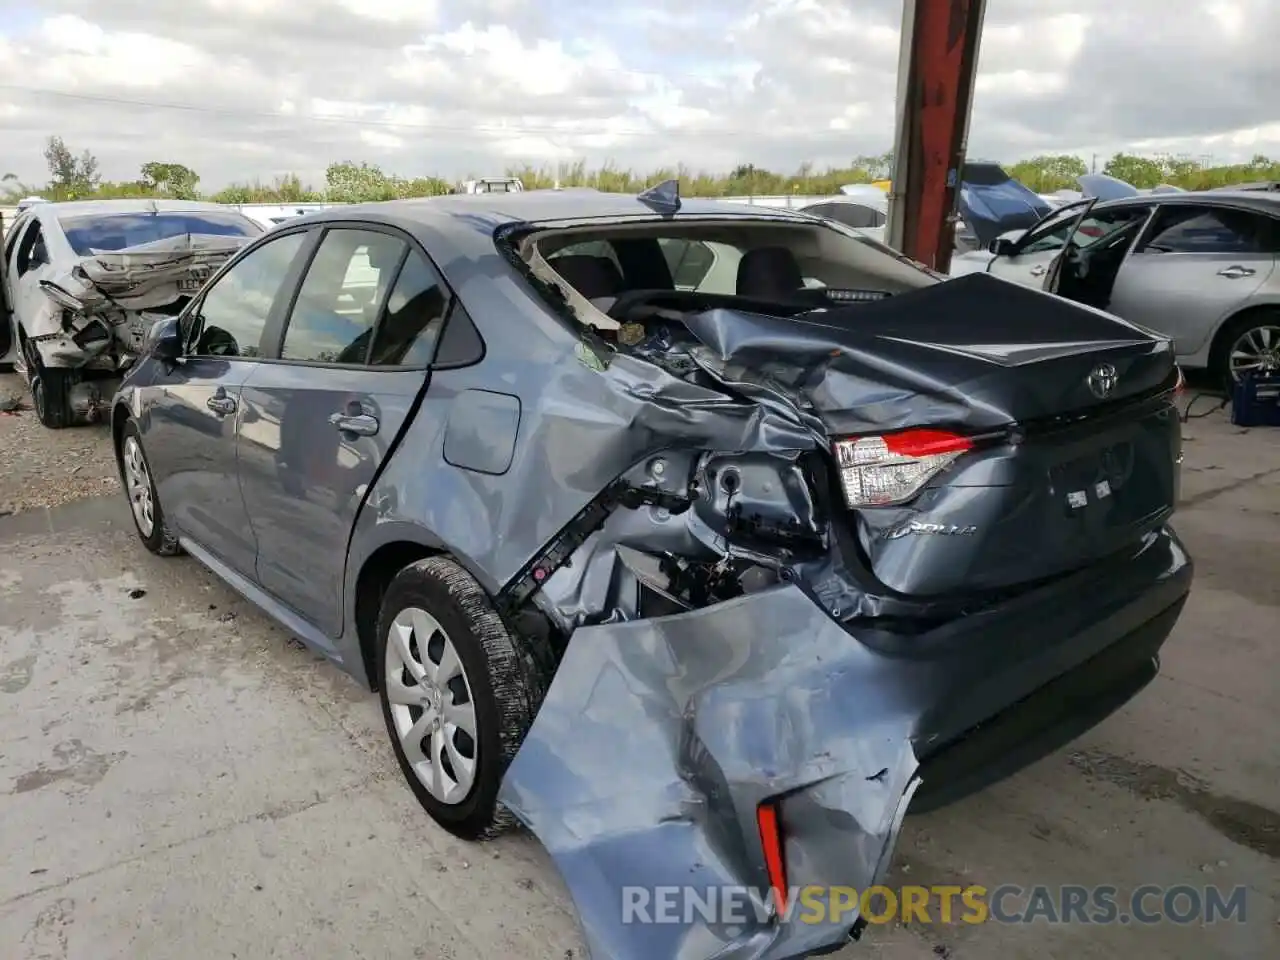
1, 199, 263, 428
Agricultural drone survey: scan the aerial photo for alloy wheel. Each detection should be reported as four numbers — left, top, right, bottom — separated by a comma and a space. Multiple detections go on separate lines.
1228, 324, 1280, 383
122, 435, 155, 538
384, 606, 479, 805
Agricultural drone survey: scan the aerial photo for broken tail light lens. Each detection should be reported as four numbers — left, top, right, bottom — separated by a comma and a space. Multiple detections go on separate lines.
832, 429, 973, 507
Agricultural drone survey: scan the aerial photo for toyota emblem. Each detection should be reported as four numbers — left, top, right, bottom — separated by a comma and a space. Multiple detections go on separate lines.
1087, 362, 1118, 399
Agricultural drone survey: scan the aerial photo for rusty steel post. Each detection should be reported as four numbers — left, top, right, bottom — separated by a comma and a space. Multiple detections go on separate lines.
885, 0, 987, 273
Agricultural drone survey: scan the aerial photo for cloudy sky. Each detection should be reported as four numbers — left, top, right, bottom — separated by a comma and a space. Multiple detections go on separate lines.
1, 0, 1277, 189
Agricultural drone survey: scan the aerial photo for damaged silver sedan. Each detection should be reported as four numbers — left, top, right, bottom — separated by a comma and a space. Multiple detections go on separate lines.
1, 198, 262, 427
109, 185, 1193, 960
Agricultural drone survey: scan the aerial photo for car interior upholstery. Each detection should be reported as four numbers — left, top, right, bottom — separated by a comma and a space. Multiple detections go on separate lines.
523, 219, 935, 333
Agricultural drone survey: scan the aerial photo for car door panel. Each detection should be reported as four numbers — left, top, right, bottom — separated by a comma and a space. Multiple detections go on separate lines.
236, 227, 445, 637
142, 229, 312, 576
237, 365, 425, 636
1106, 205, 1277, 357
144, 359, 261, 574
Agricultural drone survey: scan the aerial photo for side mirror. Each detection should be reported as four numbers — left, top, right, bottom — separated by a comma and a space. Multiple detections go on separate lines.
148, 316, 185, 363
988, 237, 1017, 256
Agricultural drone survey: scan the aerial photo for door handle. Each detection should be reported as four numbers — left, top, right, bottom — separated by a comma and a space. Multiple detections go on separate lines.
1029, 264, 1046, 277
328, 412, 379, 437
1217, 265, 1256, 279
206, 395, 236, 415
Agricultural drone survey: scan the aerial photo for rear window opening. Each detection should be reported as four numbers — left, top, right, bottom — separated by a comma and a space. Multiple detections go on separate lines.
512, 218, 939, 337
58, 211, 263, 256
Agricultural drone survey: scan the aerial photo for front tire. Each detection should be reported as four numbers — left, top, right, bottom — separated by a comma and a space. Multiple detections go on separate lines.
118, 420, 183, 556
376, 556, 540, 841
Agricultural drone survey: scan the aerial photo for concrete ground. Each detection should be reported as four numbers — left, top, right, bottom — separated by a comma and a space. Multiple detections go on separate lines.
1, 401, 1277, 960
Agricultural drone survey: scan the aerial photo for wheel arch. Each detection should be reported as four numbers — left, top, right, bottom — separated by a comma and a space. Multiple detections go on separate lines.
352, 539, 446, 691
1206, 301, 1280, 373
111, 401, 131, 463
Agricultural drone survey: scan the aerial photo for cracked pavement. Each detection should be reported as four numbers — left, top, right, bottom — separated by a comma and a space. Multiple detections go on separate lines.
0, 405, 1277, 959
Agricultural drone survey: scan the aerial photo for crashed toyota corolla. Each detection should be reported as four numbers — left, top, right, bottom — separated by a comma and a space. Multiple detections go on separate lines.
2, 198, 262, 428
110, 186, 1193, 960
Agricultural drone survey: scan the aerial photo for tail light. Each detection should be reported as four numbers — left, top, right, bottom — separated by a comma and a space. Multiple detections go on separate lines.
832, 428, 973, 507
756, 801, 788, 914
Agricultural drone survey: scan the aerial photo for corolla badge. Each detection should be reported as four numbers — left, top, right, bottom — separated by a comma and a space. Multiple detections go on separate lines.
884, 521, 978, 540
1087, 362, 1119, 399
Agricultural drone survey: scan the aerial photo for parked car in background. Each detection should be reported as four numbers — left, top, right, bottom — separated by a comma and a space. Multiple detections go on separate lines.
963, 190, 1280, 387
797, 191, 888, 244
1, 199, 262, 427
111, 185, 1190, 960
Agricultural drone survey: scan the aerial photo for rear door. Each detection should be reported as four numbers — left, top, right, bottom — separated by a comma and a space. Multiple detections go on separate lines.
1105, 203, 1277, 359
143, 228, 312, 577
236, 225, 450, 637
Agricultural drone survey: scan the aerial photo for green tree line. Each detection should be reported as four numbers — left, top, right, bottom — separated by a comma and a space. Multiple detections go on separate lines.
4, 135, 1279, 205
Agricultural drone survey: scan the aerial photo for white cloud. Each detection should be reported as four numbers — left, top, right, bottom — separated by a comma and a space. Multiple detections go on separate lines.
0, 0, 1277, 189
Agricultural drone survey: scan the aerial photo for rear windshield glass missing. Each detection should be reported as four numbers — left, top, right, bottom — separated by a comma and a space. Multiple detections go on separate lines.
59, 212, 261, 255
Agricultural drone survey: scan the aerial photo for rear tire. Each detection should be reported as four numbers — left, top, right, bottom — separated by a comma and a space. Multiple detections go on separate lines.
376, 556, 540, 841
1212, 310, 1280, 392
21, 333, 75, 429
31, 368, 76, 430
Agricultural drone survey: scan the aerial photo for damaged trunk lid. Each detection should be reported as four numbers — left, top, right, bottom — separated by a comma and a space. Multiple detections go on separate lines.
40, 233, 251, 362
682, 273, 1181, 598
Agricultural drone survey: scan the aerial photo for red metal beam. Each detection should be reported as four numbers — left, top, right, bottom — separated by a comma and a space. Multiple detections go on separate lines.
886, 0, 987, 273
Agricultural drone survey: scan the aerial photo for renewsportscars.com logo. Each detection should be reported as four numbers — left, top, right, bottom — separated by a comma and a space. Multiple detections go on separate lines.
621, 884, 1249, 927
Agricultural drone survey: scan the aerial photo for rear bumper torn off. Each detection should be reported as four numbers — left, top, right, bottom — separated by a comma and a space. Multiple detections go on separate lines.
498, 526, 1191, 960
499, 583, 923, 960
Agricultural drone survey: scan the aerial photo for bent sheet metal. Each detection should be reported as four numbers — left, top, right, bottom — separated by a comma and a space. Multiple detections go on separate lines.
499, 585, 921, 960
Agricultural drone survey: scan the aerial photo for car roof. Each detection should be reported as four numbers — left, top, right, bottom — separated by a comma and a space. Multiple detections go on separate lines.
1090, 190, 1280, 215
43, 198, 249, 220
287, 190, 816, 239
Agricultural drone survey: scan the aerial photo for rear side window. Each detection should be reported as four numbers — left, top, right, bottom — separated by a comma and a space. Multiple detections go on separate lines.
551, 240, 620, 270
808, 202, 885, 229
58, 212, 261, 255
4, 214, 31, 264
281, 228, 406, 364
368, 251, 450, 367
659, 238, 716, 289
1140, 206, 1275, 254
13, 220, 46, 276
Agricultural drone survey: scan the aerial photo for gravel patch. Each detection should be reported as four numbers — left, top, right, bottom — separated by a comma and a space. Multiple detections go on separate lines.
0, 372, 120, 516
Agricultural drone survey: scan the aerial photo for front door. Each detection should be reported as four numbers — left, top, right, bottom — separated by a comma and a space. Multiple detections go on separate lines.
986, 203, 1092, 288
143, 230, 311, 577
237, 226, 448, 637
1105, 204, 1276, 361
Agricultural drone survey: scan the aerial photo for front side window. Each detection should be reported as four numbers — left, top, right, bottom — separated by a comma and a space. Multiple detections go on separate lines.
281, 228, 406, 364
58, 211, 262, 255
1139, 206, 1275, 254
1020, 214, 1082, 255
190, 231, 306, 358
